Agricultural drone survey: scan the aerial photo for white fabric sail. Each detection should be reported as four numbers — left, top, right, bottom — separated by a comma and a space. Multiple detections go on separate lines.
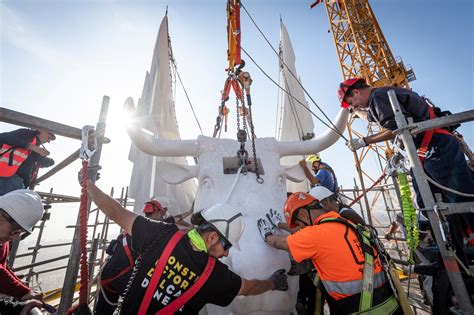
128, 15, 196, 214
277, 21, 315, 193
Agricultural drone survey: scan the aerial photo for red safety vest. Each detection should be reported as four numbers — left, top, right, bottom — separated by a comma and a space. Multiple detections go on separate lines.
101, 232, 136, 293
138, 231, 216, 315
417, 106, 452, 164
0, 138, 37, 177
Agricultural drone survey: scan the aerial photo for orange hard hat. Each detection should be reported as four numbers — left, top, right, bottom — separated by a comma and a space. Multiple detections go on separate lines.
338, 78, 366, 108
284, 192, 319, 229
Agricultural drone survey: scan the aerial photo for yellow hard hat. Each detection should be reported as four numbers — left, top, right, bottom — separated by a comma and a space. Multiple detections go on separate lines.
306, 154, 321, 164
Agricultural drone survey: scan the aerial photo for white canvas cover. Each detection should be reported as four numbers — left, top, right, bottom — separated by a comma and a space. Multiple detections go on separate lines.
277, 21, 315, 193
128, 16, 196, 214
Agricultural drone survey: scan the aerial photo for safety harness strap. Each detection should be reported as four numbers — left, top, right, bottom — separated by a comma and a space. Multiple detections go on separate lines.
138, 231, 184, 315
121, 233, 135, 267
317, 217, 375, 312
156, 257, 216, 315
417, 106, 452, 164
100, 234, 136, 291
349, 295, 399, 315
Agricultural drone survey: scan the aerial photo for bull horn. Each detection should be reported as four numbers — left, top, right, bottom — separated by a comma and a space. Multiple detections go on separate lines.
125, 97, 198, 157
277, 107, 349, 157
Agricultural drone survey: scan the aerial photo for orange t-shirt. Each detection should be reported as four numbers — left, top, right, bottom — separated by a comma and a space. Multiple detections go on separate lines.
287, 211, 383, 300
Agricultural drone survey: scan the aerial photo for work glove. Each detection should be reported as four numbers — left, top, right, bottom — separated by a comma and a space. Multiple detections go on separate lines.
266, 208, 283, 230
269, 269, 288, 291
257, 218, 273, 242
346, 137, 367, 151
77, 165, 101, 185
39, 157, 55, 168
288, 259, 314, 276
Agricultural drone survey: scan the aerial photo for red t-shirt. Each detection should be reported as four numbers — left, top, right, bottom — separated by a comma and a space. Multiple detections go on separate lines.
0, 242, 31, 298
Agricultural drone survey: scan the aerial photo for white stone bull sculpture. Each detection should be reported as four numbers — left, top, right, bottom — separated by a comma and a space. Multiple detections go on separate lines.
125, 97, 348, 314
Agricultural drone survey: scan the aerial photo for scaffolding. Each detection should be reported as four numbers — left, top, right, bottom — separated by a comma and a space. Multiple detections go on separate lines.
2, 101, 474, 313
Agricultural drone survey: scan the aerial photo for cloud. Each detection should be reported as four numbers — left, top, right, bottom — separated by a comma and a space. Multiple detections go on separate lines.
0, 3, 72, 67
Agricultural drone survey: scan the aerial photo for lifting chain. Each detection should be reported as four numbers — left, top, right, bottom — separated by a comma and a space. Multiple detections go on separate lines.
235, 81, 249, 175
244, 80, 263, 183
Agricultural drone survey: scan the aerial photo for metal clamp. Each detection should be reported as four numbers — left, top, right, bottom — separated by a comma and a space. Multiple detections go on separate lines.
80, 125, 97, 161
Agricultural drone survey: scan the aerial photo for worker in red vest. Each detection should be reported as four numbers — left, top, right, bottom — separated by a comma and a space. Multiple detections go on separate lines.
0, 128, 55, 195
87, 180, 287, 314
338, 78, 474, 308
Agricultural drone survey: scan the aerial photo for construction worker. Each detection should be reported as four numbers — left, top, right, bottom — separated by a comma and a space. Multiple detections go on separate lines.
338, 78, 474, 268
95, 198, 195, 314
0, 129, 55, 195
299, 153, 339, 192
86, 180, 288, 314
258, 192, 402, 314
309, 185, 365, 225
145, 197, 193, 228
265, 186, 363, 232
0, 189, 45, 311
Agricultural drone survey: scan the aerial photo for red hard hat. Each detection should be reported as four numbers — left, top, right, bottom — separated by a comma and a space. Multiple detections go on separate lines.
143, 200, 163, 214
284, 192, 319, 229
337, 78, 366, 108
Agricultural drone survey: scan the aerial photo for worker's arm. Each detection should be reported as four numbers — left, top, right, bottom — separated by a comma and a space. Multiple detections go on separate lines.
86, 180, 138, 235
299, 160, 319, 185
238, 269, 287, 296
238, 279, 273, 296
173, 208, 193, 227
363, 128, 395, 144
258, 218, 290, 251
266, 234, 290, 251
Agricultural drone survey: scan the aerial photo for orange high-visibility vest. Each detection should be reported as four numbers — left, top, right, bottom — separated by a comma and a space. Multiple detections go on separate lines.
0, 137, 37, 177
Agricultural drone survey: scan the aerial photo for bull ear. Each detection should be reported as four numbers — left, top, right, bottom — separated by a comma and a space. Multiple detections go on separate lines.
156, 161, 199, 184
283, 164, 307, 183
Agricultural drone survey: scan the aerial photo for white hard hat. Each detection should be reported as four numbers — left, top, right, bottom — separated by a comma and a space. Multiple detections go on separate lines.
154, 196, 171, 209
309, 186, 334, 202
0, 189, 44, 233
201, 203, 244, 251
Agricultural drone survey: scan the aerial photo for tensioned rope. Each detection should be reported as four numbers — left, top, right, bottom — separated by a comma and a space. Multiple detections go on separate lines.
240, 2, 348, 142
169, 36, 204, 135
282, 66, 305, 140
239, 43, 347, 141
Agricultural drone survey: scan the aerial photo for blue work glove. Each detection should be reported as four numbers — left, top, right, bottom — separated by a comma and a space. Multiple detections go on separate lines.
269, 269, 288, 291
266, 208, 283, 230
257, 218, 273, 242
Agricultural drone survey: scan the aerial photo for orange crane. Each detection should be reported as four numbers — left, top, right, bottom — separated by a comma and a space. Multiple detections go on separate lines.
310, 0, 415, 86
310, 0, 416, 226
310, 1, 473, 314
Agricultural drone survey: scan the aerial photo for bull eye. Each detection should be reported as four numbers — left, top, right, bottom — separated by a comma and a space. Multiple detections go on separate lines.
202, 177, 213, 190
277, 175, 284, 186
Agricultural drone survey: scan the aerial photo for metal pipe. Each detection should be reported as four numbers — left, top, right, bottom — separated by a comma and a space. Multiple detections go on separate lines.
59, 96, 109, 314
411, 110, 474, 135
33, 149, 80, 185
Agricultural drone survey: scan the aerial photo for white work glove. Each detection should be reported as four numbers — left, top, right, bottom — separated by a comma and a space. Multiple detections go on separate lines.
257, 218, 273, 242
346, 137, 368, 151
266, 208, 283, 230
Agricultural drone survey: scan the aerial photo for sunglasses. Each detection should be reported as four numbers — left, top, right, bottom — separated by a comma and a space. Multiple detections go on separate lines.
219, 238, 232, 251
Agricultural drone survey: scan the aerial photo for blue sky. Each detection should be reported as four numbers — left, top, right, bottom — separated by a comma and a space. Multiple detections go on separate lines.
1, 0, 473, 197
